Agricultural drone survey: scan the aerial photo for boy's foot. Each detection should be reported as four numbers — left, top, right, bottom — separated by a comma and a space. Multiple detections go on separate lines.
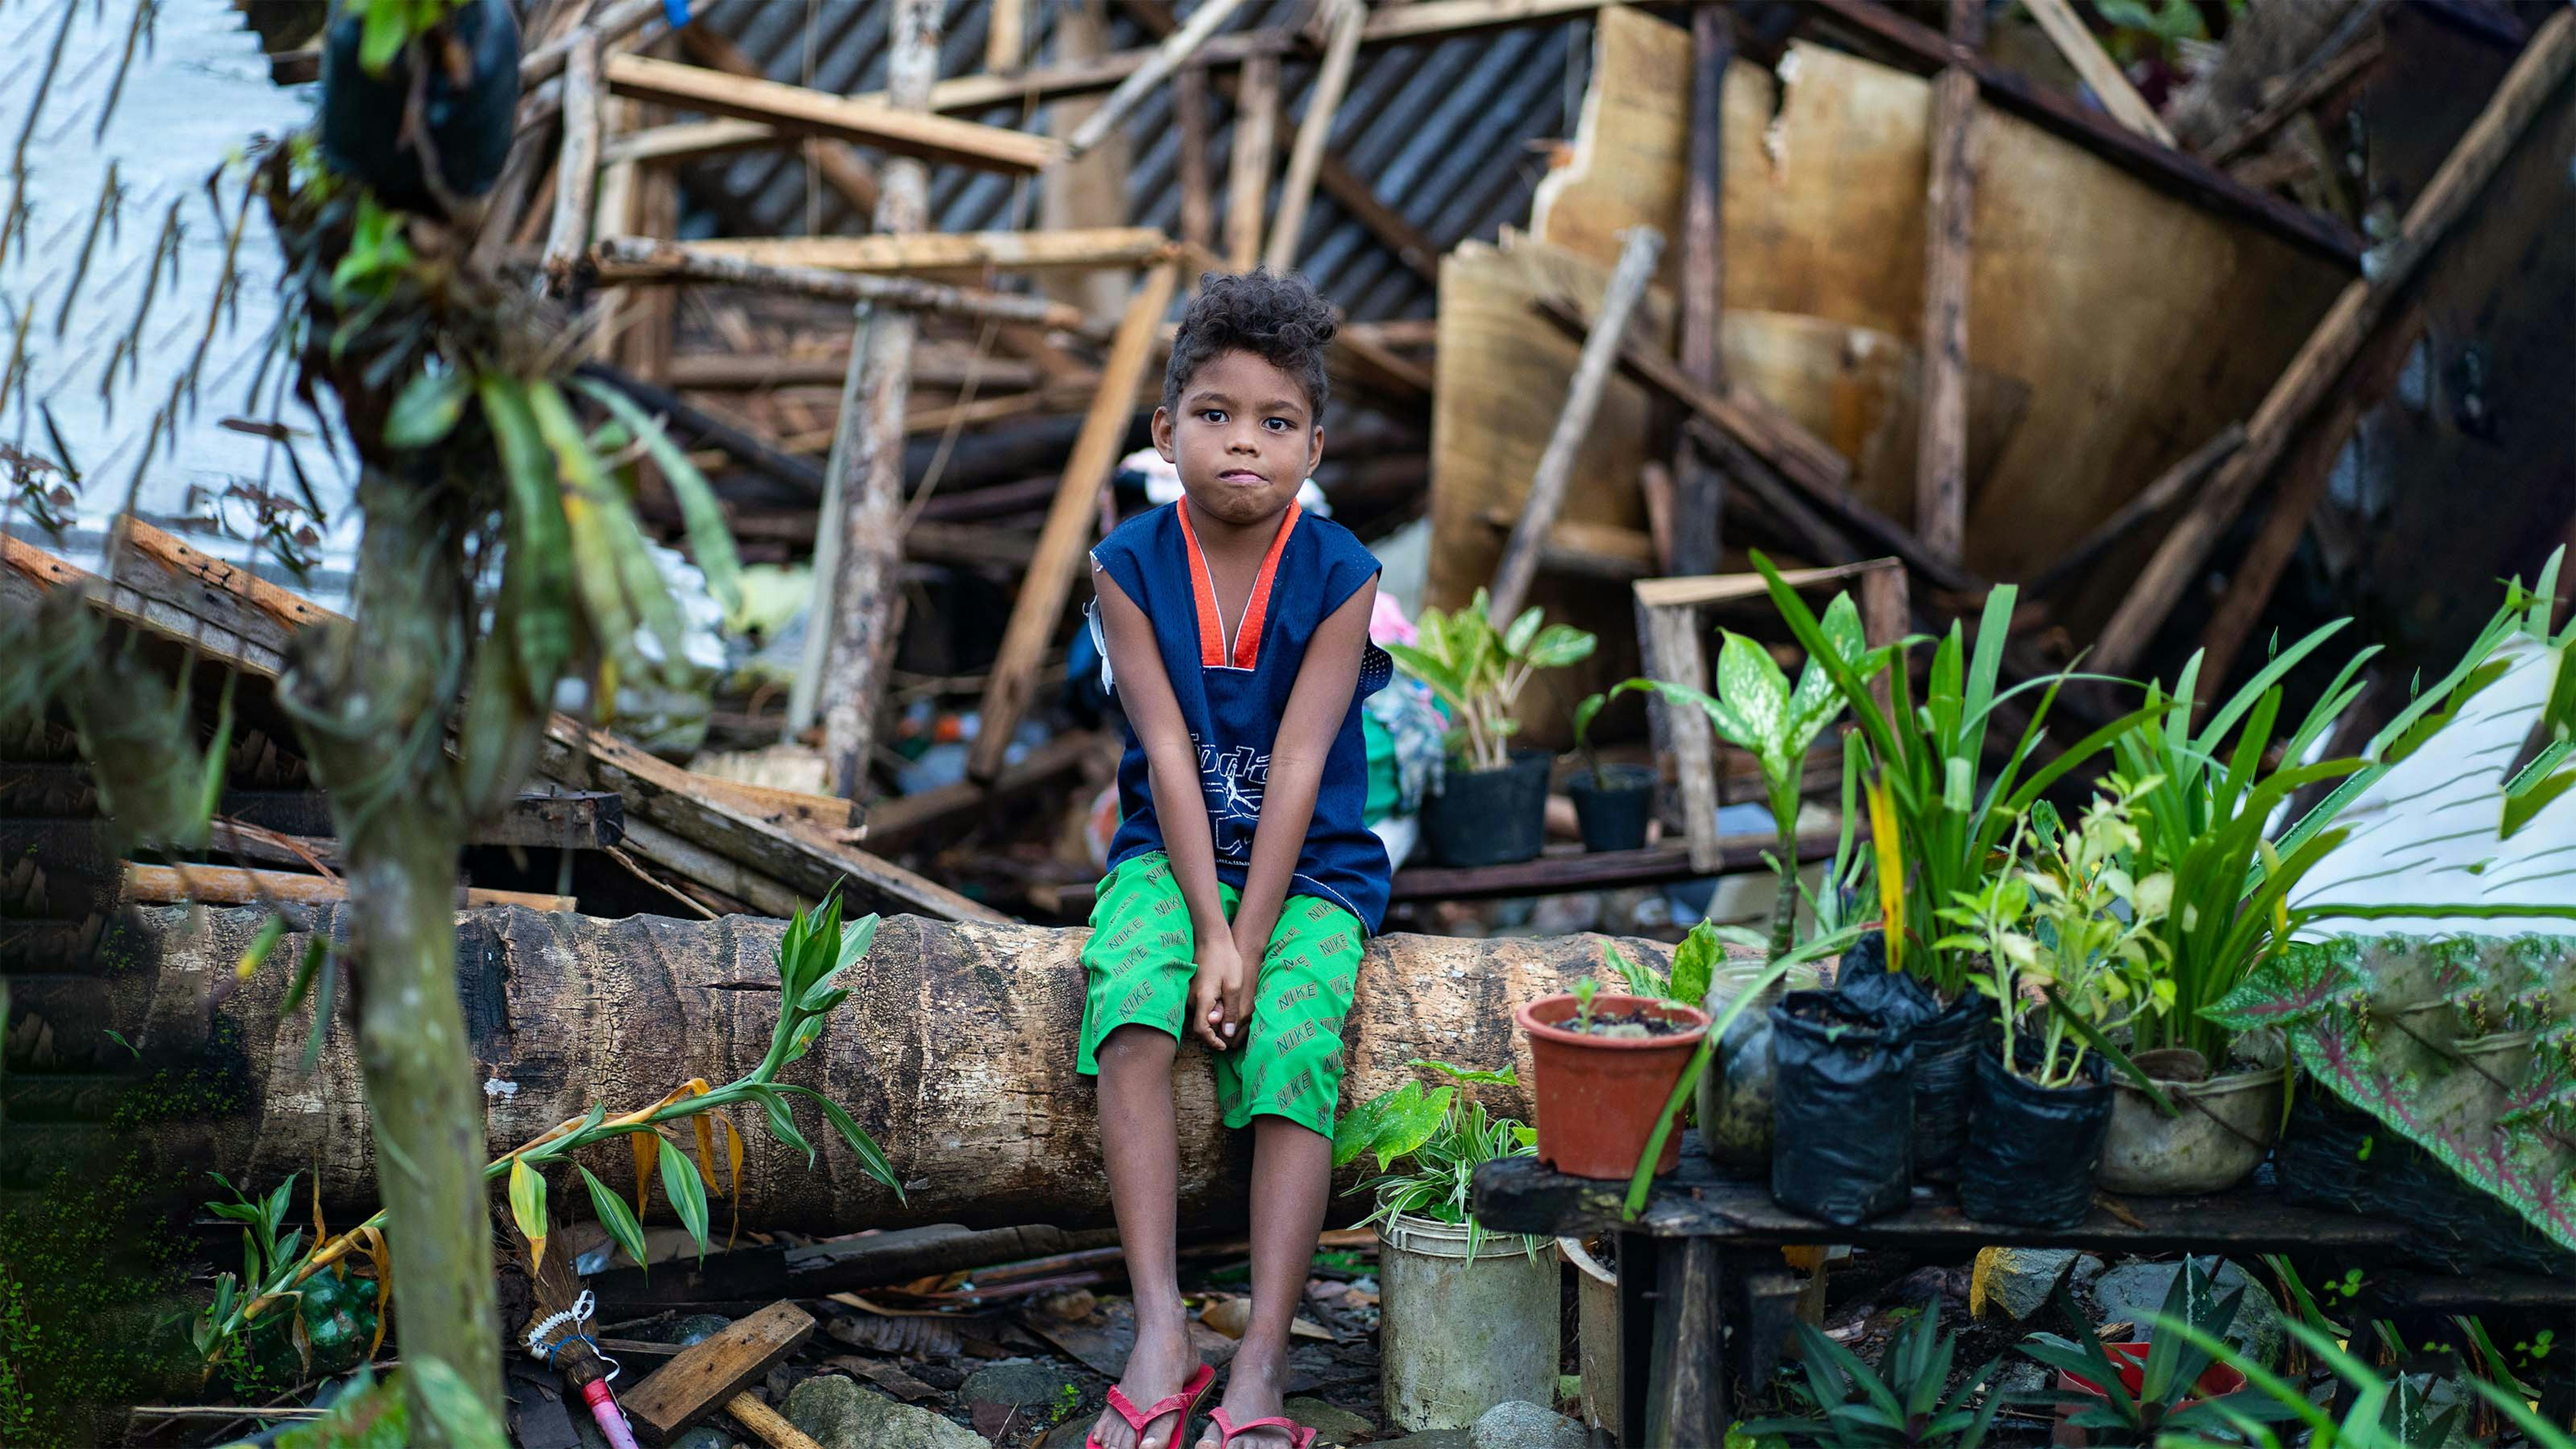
1090, 1302, 1202, 1449
1197, 1355, 1299, 1449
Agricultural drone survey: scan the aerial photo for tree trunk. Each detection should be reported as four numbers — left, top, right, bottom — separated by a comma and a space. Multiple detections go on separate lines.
112, 905, 1670, 1232
280, 474, 502, 1434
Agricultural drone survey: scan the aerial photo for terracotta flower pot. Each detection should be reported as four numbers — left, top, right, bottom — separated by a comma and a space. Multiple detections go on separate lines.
1516, 993, 1710, 1179
2051, 1341, 2248, 1446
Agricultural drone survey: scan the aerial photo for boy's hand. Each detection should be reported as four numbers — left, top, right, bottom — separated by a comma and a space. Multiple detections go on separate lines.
1188, 937, 1244, 1052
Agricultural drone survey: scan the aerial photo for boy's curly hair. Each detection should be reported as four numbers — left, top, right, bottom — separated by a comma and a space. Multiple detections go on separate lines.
1161, 269, 1338, 424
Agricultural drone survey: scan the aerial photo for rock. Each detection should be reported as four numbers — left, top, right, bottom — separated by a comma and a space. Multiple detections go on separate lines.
1970, 1246, 2081, 1322
961, 1359, 1076, 1408
785, 1374, 992, 1449
1469, 1400, 1588, 1449
1037, 1420, 1096, 1449
1375, 1432, 1476, 1449
1286, 1396, 1376, 1446
2090, 1259, 2283, 1368
2069, 1254, 2108, 1293
1997, 1361, 2051, 1397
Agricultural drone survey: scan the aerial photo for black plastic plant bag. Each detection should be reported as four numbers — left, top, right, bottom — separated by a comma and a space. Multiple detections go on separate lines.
1770, 989, 1916, 1226
1958, 1045, 2110, 1229
1837, 938, 1992, 1181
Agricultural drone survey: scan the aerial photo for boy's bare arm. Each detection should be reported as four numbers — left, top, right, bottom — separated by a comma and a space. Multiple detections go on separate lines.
1094, 569, 1241, 1051
1228, 578, 1377, 1015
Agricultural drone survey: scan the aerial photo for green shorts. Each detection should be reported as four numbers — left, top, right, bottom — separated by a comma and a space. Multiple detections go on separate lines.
1077, 851, 1363, 1136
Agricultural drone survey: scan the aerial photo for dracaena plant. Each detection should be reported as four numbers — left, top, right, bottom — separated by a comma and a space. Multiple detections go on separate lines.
1756, 553, 2164, 999
2018, 1260, 2297, 1445
1332, 1059, 1535, 1258
1611, 590, 1873, 958
1935, 779, 2173, 1088
1385, 590, 1596, 773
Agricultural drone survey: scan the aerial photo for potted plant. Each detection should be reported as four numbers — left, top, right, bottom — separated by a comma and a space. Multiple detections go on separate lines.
2019, 1260, 2282, 1447
1937, 782, 2172, 1229
1739, 1308, 2010, 1447
1333, 1061, 1555, 1433
1515, 976, 1710, 1178
321, 0, 523, 215
1564, 691, 1655, 852
1757, 556, 2165, 1181
1387, 590, 1597, 867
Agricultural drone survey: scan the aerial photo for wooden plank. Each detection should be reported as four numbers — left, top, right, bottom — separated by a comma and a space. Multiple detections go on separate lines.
1066, 0, 1256, 161
1266, 0, 1368, 273
677, 27, 880, 222
1671, 5, 1731, 577
1807, 0, 2363, 267
1915, 0, 1980, 565
1480, 511, 1658, 577
986, 0, 1027, 75
1315, 153, 1442, 282
543, 33, 603, 289
2090, 7, 2575, 675
1226, 53, 1281, 273
1645, 1240, 1725, 1449
860, 730, 1106, 852
622, 1301, 814, 1445
1638, 599, 1721, 871
1490, 226, 1666, 623
590, 238, 1093, 331
2204, 28, 2385, 166
599, 53, 1059, 174
1388, 831, 1846, 903
599, 116, 777, 167
1632, 561, 1897, 612
521, 0, 661, 87
1176, 65, 1216, 253
2192, 304, 2426, 700
969, 264, 1180, 783
2020, 0, 2174, 146
123, 863, 571, 914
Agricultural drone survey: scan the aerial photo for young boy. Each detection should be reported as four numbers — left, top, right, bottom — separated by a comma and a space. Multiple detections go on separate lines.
1078, 271, 1389, 1449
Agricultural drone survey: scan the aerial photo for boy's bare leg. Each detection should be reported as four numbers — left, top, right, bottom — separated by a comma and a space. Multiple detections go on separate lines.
1092, 1026, 1202, 1449
1201, 1117, 1332, 1448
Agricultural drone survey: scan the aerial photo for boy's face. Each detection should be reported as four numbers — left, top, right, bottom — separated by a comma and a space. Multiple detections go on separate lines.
1152, 348, 1324, 529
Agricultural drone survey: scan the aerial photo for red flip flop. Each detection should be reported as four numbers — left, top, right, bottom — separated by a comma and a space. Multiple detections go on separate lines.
1087, 1363, 1216, 1449
1205, 1408, 1319, 1449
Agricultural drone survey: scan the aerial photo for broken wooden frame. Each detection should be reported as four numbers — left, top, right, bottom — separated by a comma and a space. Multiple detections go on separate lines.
1633, 558, 1908, 873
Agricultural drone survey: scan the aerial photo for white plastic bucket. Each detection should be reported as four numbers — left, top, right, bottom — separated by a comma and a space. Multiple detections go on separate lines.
1378, 1213, 1561, 1431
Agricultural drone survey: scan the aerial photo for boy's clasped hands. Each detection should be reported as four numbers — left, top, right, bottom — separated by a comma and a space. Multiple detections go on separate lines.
1189, 933, 1256, 1051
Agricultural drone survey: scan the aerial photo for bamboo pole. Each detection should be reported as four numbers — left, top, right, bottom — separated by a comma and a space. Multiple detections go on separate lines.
589, 237, 1094, 331
1064, 0, 1255, 161
1225, 53, 1280, 272
1176, 65, 1215, 253
1264, 0, 1368, 274
541, 33, 602, 289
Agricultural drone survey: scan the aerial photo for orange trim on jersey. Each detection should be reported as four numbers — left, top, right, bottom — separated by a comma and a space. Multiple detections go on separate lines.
1174, 500, 1302, 671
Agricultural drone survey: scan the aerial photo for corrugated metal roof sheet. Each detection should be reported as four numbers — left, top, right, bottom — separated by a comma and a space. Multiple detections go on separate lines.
682, 0, 1593, 320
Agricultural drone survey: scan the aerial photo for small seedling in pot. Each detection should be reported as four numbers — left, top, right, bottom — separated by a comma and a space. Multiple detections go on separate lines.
1573, 691, 1611, 790
1572, 976, 1600, 1032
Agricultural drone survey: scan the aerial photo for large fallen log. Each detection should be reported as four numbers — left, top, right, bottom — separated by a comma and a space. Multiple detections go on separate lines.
99, 906, 1672, 1231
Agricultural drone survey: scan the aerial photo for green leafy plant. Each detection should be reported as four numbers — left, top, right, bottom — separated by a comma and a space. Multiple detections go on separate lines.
2019, 1260, 2292, 1443
1386, 590, 1596, 773
2149, 1313, 2573, 1449
1756, 554, 2164, 998
1332, 1060, 1536, 1258
1570, 975, 1602, 1031
348, 0, 470, 79
1739, 1307, 2008, 1447
189, 893, 899, 1373
1571, 691, 1613, 788
1604, 921, 1727, 1008
1934, 780, 2173, 1088
1611, 591, 1872, 958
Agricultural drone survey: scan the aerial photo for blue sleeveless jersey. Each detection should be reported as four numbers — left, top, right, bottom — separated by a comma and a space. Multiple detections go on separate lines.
1090, 500, 1393, 932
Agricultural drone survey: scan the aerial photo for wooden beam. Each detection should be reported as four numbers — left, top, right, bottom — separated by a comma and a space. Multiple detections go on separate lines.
2205, 28, 2385, 166
676, 27, 881, 223
987, 0, 1028, 75
1226, 52, 1281, 272
1066, 0, 1256, 161
2091, 7, 2575, 675
1670, 4, 1730, 577
861, 730, 1107, 852
1176, 65, 1216, 253
590, 238, 1093, 331
622, 1301, 815, 1446
599, 117, 775, 166
1489, 225, 1665, 623
2024, 423, 2244, 597
2193, 305, 2425, 700
1915, 0, 1981, 564
599, 53, 1060, 174
2021, 0, 2175, 146
519, 0, 661, 86
663, 352, 1044, 392
1265, 0, 1369, 273
1807, 0, 2365, 267
123, 863, 571, 914
542, 33, 602, 289
689, 228, 1171, 274
970, 264, 1180, 782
